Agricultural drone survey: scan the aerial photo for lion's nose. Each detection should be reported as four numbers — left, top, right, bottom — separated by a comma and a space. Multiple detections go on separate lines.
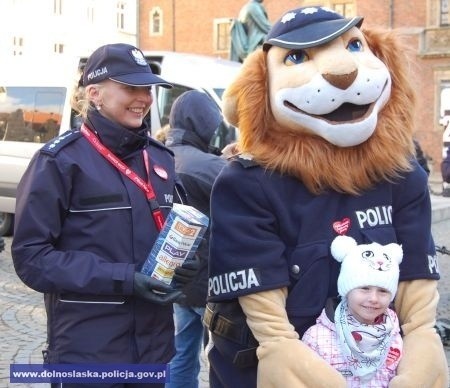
322, 69, 358, 90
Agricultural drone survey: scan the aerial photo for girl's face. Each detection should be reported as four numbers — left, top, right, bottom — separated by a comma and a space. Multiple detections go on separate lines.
346, 286, 392, 324
89, 79, 153, 129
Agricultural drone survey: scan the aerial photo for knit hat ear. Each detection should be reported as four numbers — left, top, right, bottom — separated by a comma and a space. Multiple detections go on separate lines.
384, 242, 403, 265
330, 235, 357, 262
331, 236, 403, 301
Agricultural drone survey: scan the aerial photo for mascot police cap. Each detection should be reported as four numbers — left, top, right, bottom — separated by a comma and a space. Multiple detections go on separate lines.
263, 6, 363, 51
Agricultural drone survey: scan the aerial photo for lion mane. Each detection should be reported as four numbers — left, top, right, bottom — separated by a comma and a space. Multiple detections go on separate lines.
223, 28, 416, 195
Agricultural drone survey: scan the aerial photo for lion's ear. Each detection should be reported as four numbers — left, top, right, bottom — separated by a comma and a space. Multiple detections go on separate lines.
221, 49, 268, 131
222, 94, 239, 128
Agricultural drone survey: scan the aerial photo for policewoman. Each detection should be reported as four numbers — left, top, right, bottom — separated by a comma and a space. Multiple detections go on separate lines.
12, 43, 196, 388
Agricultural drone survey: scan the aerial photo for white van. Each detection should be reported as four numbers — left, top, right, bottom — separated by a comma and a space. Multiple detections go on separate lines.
0, 52, 240, 235
144, 51, 241, 148
0, 56, 79, 235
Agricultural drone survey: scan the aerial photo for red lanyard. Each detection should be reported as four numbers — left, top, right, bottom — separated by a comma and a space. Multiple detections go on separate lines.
80, 124, 165, 231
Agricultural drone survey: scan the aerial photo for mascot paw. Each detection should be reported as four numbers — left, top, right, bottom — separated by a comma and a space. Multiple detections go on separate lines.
390, 327, 448, 388
389, 373, 448, 388
256, 337, 346, 388
389, 374, 417, 388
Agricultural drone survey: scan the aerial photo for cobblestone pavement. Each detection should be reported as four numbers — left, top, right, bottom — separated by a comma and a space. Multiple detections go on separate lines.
1, 194, 450, 387
433, 217, 450, 382
0, 237, 46, 387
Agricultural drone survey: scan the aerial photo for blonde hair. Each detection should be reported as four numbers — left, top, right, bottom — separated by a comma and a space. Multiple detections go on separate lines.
70, 71, 99, 119
154, 124, 170, 144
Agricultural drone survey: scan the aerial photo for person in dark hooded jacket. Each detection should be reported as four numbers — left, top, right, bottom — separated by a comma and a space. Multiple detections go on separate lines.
442, 147, 450, 183
413, 139, 430, 176
164, 90, 227, 388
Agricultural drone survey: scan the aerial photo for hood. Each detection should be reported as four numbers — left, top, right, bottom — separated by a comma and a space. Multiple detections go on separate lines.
168, 90, 223, 148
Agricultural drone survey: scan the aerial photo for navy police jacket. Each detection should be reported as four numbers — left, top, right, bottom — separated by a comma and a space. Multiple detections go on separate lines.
12, 110, 184, 364
166, 90, 227, 306
208, 156, 439, 337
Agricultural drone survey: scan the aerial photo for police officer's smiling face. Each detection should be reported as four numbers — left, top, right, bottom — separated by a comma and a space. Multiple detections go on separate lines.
92, 79, 153, 129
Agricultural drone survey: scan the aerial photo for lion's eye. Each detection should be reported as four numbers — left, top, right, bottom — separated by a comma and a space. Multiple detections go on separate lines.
347, 38, 363, 52
284, 50, 309, 66
362, 250, 374, 259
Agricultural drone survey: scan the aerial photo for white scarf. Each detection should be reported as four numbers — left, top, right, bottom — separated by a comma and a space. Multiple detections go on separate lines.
334, 299, 395, 381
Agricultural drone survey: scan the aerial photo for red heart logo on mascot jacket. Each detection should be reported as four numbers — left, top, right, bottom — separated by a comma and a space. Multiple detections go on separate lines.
333, 218, 351, 235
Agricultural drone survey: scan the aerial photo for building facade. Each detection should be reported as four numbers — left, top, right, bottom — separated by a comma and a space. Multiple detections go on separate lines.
0, 0, 138, 58
0, 0, 448, 175
139, 0, 450, 177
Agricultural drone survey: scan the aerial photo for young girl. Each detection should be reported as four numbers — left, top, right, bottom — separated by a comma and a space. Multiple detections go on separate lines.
302, 236, 404, 387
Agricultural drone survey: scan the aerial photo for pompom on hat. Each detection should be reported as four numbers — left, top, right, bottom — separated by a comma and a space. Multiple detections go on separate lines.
331, 236, 403, 301
263, 6, 363, 51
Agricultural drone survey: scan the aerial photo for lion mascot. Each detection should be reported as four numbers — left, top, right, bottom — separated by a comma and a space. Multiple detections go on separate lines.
204, 5, 449, 388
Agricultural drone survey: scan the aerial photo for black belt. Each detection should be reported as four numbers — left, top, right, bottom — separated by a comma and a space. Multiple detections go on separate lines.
203, 304, 259, 368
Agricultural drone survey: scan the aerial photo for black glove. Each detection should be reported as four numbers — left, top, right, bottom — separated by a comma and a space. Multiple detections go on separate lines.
173, 256, 201, 286
133, 272, 184, 305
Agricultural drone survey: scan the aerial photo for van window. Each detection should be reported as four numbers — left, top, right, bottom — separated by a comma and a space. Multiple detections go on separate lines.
0, 86, 66, 143
213, 88, 226, 100
153, 84, 236, 150
211, 121, 238, 151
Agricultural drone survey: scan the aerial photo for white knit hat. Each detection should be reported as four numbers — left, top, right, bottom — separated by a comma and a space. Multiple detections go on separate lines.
331, 236, 403, 301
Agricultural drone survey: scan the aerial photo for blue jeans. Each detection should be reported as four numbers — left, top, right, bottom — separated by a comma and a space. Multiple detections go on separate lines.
165, 304, 205, 388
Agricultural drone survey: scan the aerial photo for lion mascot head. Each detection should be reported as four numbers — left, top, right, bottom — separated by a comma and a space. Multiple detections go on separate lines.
223, 6, 416, 195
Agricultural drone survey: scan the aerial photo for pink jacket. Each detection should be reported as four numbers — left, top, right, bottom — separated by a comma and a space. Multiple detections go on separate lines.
302, 308, 403, 388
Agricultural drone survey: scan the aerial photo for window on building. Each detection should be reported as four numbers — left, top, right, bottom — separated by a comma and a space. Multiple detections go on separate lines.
13, 36, 23, 56
332, 1, 356, 18
150, 7, 163, 36
214, 18, 233, 53
441, 81, 450, 156
53, 43, 64, 54
53, 0, 62, 15
87, 5, 94, 23
440, 81, 450, 119
441, 0, 449, 26
116, 1, 125, 30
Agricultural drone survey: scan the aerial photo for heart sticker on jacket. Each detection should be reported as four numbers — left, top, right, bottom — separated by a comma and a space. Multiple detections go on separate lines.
333, 218, 351, 235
